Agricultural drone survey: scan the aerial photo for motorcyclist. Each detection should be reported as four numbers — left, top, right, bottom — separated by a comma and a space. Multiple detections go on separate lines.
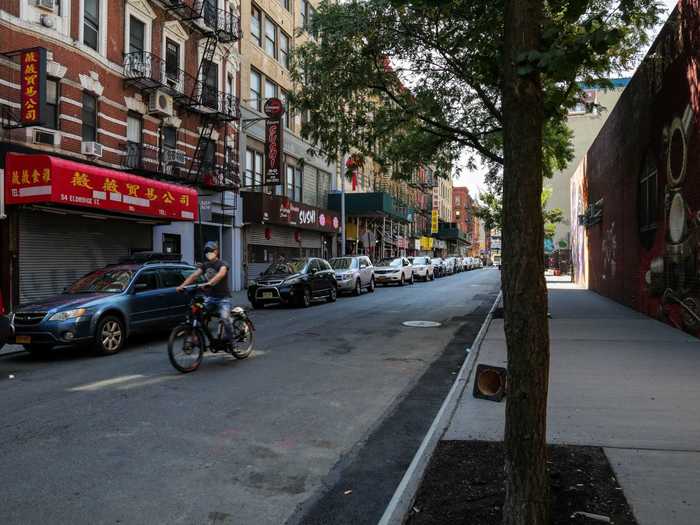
177, 241, 233, 342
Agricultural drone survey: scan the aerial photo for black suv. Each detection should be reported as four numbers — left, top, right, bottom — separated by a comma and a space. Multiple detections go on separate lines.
10, 253, 201, 356
248, 257, 337, 308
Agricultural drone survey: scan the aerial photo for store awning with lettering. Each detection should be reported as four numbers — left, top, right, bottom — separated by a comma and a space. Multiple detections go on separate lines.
4, 153, 198, 221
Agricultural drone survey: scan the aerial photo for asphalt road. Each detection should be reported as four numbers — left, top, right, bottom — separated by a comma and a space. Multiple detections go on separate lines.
0, 268, 500, 525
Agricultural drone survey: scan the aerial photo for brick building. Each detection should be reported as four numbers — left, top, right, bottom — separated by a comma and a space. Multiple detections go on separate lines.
571, 1, 700, 334
0, 0, 243, 307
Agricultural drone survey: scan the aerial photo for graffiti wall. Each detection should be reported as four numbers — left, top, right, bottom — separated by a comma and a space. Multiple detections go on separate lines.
575, 0, 700, 335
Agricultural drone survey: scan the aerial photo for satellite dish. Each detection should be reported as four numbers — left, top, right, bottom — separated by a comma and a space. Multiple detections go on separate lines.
669, 192, 686, 243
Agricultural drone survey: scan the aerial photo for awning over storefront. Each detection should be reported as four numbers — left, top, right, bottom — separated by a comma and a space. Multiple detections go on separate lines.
436, 222, 470, 244
327, 191, 409, 222
4, 153, 198, 221
243, 191, 341, 233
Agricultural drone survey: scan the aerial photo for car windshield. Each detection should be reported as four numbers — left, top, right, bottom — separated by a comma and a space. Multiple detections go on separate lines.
378, 258, 402, 267
330, 258, 356, 270
263, 260, 307, 275
65, 269, 134, 294
432, 258, 442, 263
413, 257, 428, 264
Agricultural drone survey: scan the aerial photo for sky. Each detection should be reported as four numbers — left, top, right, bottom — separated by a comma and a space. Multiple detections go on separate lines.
452, 0, 680, 197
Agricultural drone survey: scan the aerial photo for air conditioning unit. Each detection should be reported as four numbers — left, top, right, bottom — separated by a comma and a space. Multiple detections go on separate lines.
33, 128, 57, 146
36, 0, 56, 11
148, 91, 174, 117
163, 148, 186, 165
82, 141, 103, 158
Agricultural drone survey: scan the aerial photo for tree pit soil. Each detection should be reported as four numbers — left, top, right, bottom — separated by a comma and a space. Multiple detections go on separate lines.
407, 441, 637, 525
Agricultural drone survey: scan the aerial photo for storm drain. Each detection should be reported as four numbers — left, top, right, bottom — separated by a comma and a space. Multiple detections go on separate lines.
402, 321, 442, 328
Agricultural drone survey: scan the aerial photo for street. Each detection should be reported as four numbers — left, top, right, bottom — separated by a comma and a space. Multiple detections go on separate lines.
0, 269, 499, 525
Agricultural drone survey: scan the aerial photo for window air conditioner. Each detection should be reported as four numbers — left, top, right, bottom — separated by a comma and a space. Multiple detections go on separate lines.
82, 141, 103, 158
148, 91, 174, 117
33, 128, 57, 146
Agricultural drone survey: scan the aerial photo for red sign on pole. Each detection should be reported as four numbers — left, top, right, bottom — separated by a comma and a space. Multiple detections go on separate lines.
20, 47, 47, 126
265, 118, 283, 186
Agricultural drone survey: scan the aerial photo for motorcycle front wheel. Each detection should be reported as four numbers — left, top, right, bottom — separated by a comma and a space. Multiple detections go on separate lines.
168, 324, 204, 373
231, 319, 254, 359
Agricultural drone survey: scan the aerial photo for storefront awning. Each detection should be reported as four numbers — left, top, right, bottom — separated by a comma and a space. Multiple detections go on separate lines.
327, 192, 410, 222
243, 191, 341, 233
5, 153, 198, 221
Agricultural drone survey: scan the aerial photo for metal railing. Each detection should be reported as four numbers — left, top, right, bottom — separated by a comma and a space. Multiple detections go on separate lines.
165, 0, 241, 42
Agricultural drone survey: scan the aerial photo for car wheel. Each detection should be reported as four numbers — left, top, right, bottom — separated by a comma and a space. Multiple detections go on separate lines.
299, 287, 312, 308
368, 277, 376, 293
399, 274, 405, 286
353, 279, 362, 296
94, 315, 125, 356
327, 286, 337, 303
410, 273, 415, 285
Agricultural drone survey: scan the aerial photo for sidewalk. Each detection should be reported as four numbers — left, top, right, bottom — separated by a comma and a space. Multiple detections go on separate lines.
444, 279, 700, 525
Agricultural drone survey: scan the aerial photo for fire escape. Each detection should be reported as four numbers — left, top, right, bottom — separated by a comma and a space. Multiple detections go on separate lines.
122, 0, 241, 192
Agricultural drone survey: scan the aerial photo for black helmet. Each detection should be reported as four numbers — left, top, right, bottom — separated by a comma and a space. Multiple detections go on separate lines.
204, 241, 219, 255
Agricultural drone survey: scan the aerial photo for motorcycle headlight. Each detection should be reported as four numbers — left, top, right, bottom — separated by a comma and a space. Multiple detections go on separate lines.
49, 308, 87, 322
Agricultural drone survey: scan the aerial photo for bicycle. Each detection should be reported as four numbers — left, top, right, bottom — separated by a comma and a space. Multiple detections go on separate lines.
167, 286, 255, 373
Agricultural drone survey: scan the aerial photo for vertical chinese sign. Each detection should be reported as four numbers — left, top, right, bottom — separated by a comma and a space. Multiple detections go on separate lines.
264, 98, 285, 186
20, 47, 47, 126
431, 209, 439, 234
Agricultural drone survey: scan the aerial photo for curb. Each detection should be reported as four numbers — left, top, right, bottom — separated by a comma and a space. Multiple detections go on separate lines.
377, 291, 502, 525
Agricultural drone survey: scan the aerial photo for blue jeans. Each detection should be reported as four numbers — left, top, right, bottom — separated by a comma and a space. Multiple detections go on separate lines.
204, 297, 233, 341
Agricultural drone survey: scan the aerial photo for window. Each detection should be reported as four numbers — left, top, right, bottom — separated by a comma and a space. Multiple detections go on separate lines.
245, 149, 264, 189
300, 0, 307, 29
281, 90, 290, 129
129, 16, 145, 54
45, 79, 59, 130
202, 60, 218, 109
264, 17, 277, 58
254, 150, 263, 187
201, 138, 215, 171
165, 39, 180, 81
286, 165, 295, 200
250, 69, 262, 111
84, 0, 100, 51
227, 74, 234, 98
279, 31, 289, 69
251, 6, 262, 46
264, 78, 278, 101
125, 113, 142, 168
127, 113, 142, 143
285, 165, 302, 201
280, 0, 290, 11
134, 270, 158, 292
81, 93, 97, 142
158, 268, 186, 288
163, 126, 177, 150
639, 154, 658, 233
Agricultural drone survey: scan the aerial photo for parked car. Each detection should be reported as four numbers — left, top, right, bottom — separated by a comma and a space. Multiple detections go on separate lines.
374, 257, 414, 286
330, 256, 375, 295
444, 257, 457, 275
0, 313, 13, 352
431, 257, 446, 278
454, 257, 465, 272
475, 258, 483, 269
409, 256, 434, 281
465, 257, 475, 270
248, 257, 337, 308
11, 254, 200, 356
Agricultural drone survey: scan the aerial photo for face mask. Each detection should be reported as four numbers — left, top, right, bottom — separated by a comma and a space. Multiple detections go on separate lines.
205, 252, 217, 261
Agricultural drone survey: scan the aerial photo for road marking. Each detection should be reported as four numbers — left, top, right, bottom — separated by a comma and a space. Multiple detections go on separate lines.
69, 374, 145, 392
402, 321, 442, 328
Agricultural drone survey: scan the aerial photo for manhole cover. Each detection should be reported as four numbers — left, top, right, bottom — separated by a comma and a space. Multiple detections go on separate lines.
402, 321, 442, 328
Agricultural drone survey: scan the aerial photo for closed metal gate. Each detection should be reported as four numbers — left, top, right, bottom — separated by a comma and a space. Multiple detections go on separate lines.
245, 224, 322, 282
19, 210, 152, 304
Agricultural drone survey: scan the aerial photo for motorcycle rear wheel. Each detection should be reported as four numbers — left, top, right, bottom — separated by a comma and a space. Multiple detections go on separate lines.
168, 324, 204, 373
231, 319, 254, 359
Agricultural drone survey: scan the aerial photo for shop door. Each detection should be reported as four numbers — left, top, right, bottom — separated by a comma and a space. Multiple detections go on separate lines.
194, 224, 221, 263
19, 210, 152, 304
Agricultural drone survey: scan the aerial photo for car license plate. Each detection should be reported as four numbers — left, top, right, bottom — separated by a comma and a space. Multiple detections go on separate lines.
15, 335, 31, 344
262, 292, 274, 299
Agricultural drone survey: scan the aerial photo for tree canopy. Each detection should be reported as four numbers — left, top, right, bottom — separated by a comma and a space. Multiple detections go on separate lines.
289, 0, 663, 185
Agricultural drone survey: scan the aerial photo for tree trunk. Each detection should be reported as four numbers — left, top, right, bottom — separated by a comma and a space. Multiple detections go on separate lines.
501, 1, 550, 525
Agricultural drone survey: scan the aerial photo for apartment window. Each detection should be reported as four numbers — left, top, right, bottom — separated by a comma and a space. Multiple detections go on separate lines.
202, 60, 218, 109
227, 74, 234, 97
281, 89, 290, 129
254, 150, 263, 187
127, 113, 142, 143
264, 17, 277, 58
129, 16, 145, 54
165, 39, 180, 80
251, 6, 262, 46
163, 126, 177, 150
84, 0, 100, 50
279, 31, 289, 69
264, 78, 278, 102
245, 149, 264, 189
639, 154, 658, 233
280, 0, 290, 11
250, 69, 262, 111
286, 165, 295, 200
81, 93, 97, 142
294, 167, 302, 202
300, 0, 307, 29
44, 79, 59, 130
202, 139, 216, 171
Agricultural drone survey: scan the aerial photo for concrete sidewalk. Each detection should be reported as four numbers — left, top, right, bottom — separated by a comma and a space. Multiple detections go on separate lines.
445, 280, 700, 525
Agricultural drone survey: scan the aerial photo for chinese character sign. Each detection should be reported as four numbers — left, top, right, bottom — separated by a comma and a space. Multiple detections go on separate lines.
264, 118, 283, 186
5, 153, 198, 221
431, 209, 439, 234
20, 48, 47, 126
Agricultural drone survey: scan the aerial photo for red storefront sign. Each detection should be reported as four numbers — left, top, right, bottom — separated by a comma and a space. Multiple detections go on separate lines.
5, 153, 198, 221
20, 48, 47, 126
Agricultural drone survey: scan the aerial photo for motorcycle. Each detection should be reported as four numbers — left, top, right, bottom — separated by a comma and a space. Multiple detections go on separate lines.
167, 286, 255, 373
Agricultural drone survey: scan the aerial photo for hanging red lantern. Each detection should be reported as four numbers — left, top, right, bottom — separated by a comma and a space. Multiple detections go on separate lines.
264, 227, 272, 240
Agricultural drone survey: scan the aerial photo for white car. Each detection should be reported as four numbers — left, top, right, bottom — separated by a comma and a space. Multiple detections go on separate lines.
374, 257, 414, 286
409, 256, 434, 281
444, 257, 457, 275
463, 257, 473, 270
